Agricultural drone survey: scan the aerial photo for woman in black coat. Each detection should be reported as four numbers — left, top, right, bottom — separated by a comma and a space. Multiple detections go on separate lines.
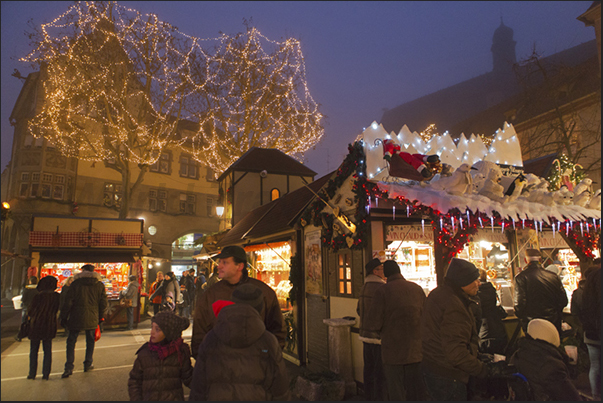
27, 276, 61, 380
477, 271, 508, 354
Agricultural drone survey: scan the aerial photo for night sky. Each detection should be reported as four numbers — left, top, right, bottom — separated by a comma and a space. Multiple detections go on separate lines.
1, 1, 595, 178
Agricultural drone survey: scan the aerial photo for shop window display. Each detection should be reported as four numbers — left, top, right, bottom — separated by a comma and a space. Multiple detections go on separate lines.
40, 262, 130, 298
384, 225, 437, 293
246, 242, 293, 310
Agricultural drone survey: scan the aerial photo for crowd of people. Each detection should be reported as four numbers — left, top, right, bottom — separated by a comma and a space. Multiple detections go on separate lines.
15, 243, 601, 401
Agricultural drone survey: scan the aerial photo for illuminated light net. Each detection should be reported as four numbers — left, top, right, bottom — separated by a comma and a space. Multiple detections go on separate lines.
21, 2, 324, 174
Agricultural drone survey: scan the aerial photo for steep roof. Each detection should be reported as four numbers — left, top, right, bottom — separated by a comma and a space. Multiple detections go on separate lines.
380, 40, 598, 134
217, 171, 333, 247
217, 147, 316, 181
522, 153, 559, 178
448, 55, 600, 137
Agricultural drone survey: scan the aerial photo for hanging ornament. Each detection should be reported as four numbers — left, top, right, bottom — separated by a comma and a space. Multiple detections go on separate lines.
478, 216, 483, 228
421, 219, 425, 235
393, 205, 396, 220
491, 216, 494, 232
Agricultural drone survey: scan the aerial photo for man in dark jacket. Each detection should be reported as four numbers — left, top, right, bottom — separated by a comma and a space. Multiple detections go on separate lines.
514, 248, 568, 334
365, 260, 426, 401
579, 263, 601, 399
191, 245, 285, 355
421, 258, 489, 400
356, 258, 386, 400
59, 264, 108, 378
15, 276, 39, 341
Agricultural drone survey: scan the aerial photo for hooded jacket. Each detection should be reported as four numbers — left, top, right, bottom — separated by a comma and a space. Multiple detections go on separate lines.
59, 270, 108, 331
364, 273, 425, 365
128, 339, 193, 401
510, 336, 581, 401
356, 273, 385, 342
421, 279, 486, 384
28, 290, 60, 341
189, 303, 290, 401
514, 262, 568, 331
191, 271, 285, 355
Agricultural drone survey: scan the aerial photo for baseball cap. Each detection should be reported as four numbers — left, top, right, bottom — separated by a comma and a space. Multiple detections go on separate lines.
215, 245, 247, 262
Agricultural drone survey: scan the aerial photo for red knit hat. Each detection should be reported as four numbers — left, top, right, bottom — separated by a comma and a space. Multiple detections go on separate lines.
212, 300, 235, 317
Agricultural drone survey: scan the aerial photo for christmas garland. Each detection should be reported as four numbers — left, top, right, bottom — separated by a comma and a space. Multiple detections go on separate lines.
299, 142, 374, 250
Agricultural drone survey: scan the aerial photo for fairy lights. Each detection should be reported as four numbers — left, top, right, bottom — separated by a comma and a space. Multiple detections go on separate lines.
21, 1, 324, 176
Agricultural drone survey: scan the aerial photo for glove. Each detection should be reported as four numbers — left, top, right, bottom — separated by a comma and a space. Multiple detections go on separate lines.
486, 360, 509, 377
478, 353, 494, 363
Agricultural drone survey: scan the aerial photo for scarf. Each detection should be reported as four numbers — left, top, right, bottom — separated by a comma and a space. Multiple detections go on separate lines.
148, 337, 184, 364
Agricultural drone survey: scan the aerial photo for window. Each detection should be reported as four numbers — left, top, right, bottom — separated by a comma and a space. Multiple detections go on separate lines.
55, 175, 65, 184
52, 185, 64, 200
103, 183, 122, 207
19, 183, 29, 198
180, 193, 196, 214
150, 189, 167, 212
42, 173, 53, 182
206, 197, 214, 217
31, 173, 40, 182
337, 253, 353, 296
30, 183, 39, 198
150, 152, 171, 174
21, 173, 30, 181
206, 167, 216, 182
271, 188, 280, 201
40, 184, 52, 199
179, 155, 198, 179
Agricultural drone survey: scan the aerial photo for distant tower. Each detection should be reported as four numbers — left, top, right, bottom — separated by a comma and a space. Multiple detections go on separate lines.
491, 18, 517, 74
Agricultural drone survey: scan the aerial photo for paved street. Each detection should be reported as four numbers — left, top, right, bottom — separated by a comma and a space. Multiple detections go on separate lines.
2, 308, 180, 400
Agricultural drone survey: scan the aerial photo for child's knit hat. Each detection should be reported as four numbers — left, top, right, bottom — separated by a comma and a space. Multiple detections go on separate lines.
152, 311, 189, 341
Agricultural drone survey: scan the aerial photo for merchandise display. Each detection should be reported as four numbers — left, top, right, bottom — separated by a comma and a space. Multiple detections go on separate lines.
40, 261, 130, 298
246, 242, 293, 310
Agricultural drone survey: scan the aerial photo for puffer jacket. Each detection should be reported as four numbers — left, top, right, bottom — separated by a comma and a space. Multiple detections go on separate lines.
192, 271, 285, 355
128, 339, 193, 401
356, 273, 385, 342
421, 279, 486, 384
514, 262, 568, 331
510, 336, 581, 401
364, 273, 425, 365
189, 303, 290, 401
28, 290, 60, 341
59, 270, 108, 331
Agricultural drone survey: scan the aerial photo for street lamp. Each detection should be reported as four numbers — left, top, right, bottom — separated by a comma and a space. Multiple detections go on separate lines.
215, 205, 224, 217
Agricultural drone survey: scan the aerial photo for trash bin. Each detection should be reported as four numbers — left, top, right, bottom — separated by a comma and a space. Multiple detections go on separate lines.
12, 295, 22, 310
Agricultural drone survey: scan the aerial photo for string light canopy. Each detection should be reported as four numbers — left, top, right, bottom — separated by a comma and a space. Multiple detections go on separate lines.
21, 1, 324, 177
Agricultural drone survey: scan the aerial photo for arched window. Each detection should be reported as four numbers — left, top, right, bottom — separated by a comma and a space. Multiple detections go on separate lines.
271, 188, 280, 201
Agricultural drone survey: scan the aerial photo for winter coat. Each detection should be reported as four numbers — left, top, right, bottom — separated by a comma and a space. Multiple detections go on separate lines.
364, 273, 425, 365
356, 274, 385, 342
189, 303, 290, 401
205, 273, 219, 290
151, 277, 181, 306
121, 281, 139, 308
28, 290, 60, 341
579, 265, 601, 343
182, 275, 195, 306
510, 336, 581, 401
192, 271, 285, 355
128, 339, 193, 401
21, 285, 39, 310
514, 262, 568, 331
421, 279, 486, 384
59, 270, 108, 331
149, 279, 164, 305
477, 281, 508, 354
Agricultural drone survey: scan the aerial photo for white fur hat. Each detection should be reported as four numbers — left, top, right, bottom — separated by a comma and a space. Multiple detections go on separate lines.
527, 318, 560, 347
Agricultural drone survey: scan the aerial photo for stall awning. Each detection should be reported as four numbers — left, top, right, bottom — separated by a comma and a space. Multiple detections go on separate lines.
38, 250, 137, 265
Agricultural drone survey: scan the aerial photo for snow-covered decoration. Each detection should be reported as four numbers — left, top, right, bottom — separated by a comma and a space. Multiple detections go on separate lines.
483, 123, 523, 167
377, 180, 601, 224
588, 189, 601, 210
430, 163, 473, 195
362, 121, 523, 181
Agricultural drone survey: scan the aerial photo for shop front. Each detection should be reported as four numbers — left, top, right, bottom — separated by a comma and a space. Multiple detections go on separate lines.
29, 216, 145, 328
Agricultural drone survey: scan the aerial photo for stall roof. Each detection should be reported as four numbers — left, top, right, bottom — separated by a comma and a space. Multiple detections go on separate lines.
217, 171, 334, 247
38, 250, 137, 265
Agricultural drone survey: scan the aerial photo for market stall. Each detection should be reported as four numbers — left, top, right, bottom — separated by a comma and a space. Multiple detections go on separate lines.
29, 216, 145, 328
